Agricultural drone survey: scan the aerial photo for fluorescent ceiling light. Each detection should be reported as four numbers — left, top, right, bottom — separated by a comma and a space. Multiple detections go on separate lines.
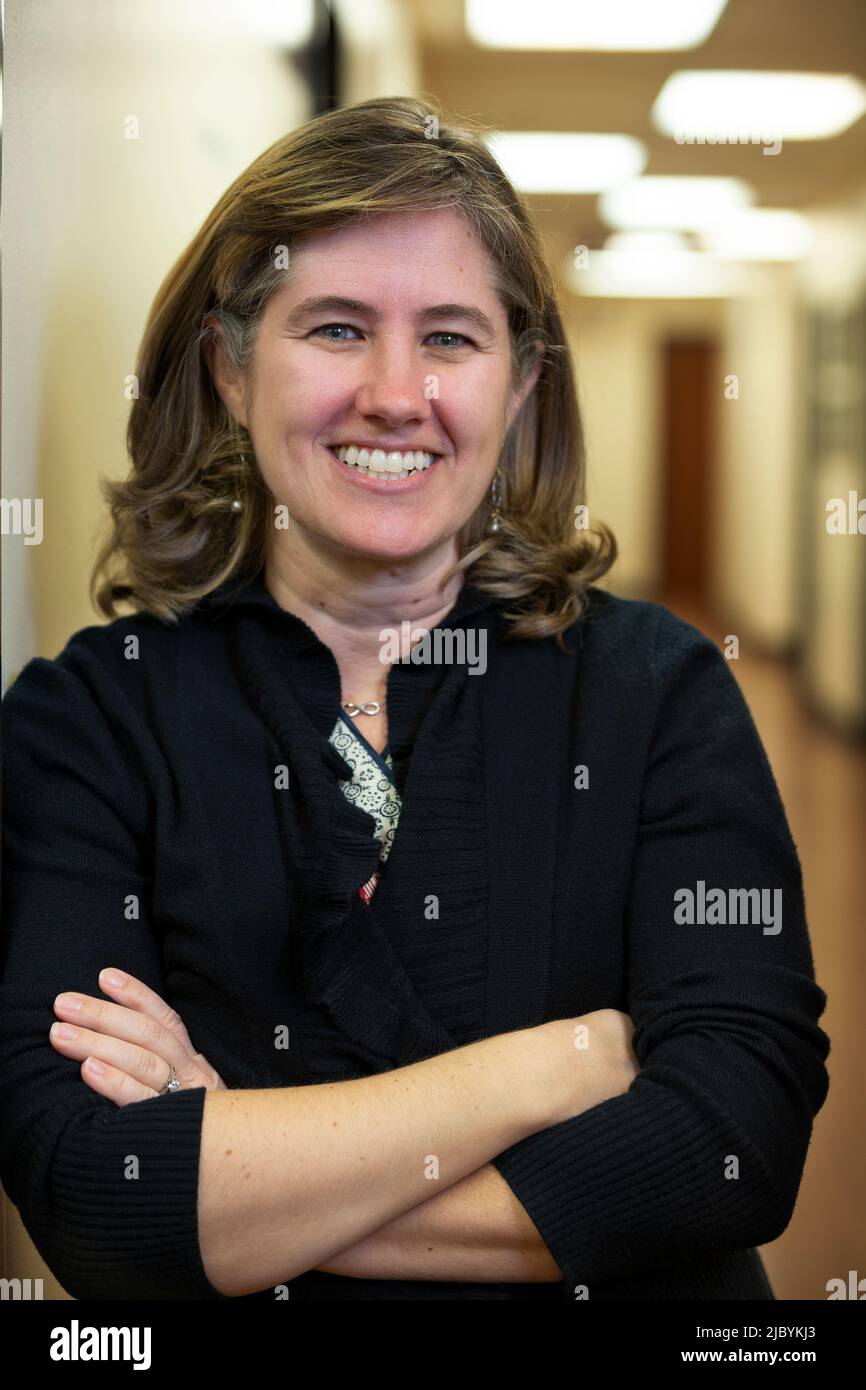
466, 0, 729, 50
653, 71, 866, 141
603, 231, 693, 256
485, 132, 646, 193
600, 176, 754, 230
700, 209, 816, 261
568, 247, 739, 298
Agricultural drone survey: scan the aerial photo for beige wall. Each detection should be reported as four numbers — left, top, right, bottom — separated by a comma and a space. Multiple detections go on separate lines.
715, 265, 802, 647
796, 184, 866, 726
333, 0, 420, 104
1, 0, 313, 692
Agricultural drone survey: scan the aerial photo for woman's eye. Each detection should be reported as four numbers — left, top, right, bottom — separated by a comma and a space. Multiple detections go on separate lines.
312, 323, 362, 342
427, 331, 472, 350
310, 324, 472, 349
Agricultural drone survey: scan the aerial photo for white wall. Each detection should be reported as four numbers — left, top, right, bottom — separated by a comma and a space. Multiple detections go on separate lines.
1, 0, 313, 690
795, 183, 866, 726
715, 264, 801, 647
333, 0, 420, 102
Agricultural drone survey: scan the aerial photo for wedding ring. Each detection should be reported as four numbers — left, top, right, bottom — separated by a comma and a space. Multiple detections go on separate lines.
158, 1062, 181, 1095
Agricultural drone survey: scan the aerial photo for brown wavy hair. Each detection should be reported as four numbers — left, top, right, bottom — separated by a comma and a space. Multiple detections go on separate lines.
91, 94, 617, 647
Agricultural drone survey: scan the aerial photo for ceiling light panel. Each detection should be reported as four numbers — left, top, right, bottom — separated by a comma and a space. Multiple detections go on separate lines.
466, 0, 729, 51
653, 71, 866, 141
600, 176, 755, 230
485, 132, 647, 192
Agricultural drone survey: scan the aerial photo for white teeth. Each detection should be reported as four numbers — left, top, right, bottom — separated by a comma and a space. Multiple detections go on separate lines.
334, 445, 435, 476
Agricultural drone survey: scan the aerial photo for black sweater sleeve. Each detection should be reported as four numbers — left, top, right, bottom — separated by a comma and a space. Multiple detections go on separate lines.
491, 610, 831, 1294
0, 644, 228, 1301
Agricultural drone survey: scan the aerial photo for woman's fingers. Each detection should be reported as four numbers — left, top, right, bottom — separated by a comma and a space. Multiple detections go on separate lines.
79, 1057, 166, 1107
96, 968, 198, 1055
49, 971, 227, 1105
52, 987, 194, 1078
50, 972, 227, 1097
49, 1020, 174, 1103
93, 969, 225, 1085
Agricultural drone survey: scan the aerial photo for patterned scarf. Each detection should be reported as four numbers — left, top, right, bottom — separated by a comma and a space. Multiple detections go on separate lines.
328, 712, 401, 903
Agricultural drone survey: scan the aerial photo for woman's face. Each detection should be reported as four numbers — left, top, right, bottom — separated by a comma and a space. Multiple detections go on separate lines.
213, 208, 540, 568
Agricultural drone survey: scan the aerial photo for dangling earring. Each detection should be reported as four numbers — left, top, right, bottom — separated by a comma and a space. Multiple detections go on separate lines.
230, 453, 245, 512
487, 466, 503, 534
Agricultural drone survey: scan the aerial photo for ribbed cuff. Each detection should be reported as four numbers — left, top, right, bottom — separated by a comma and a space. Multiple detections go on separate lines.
23, 1086, 229, 1300
491, 1081, 783, 1296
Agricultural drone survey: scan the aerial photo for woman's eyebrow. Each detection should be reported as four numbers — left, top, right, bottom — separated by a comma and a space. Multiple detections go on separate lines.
283, 295, 497, 337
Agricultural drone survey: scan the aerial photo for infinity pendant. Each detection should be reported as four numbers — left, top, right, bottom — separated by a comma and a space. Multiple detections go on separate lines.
343, 701, 382, 717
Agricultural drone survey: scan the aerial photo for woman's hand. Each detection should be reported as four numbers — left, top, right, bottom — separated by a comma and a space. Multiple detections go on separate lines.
48, 967, 227, 1106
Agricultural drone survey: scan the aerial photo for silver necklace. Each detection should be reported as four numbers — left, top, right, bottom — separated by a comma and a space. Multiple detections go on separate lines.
342, 700, 385, 717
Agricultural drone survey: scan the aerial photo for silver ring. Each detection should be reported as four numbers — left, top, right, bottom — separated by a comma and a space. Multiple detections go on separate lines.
158, 1062, 182, 1095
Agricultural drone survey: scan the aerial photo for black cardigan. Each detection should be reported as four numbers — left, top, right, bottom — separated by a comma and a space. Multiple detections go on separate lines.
0, 570, 831, 1300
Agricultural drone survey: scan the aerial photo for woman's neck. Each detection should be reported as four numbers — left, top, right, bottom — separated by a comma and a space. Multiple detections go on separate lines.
263, 539, 465, 704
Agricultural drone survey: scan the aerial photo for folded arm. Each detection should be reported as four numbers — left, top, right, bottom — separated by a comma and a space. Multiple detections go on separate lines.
483, 616, 832, 1295
315, 1162, 563, 1282
0, 643, 579, 1298
321, 618, 833, 1291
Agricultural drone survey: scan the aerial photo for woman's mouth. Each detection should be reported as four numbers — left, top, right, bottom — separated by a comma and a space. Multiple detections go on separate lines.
327, 443, 442, 485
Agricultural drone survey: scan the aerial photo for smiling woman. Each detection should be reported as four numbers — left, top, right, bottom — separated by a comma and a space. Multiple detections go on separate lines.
90, 96, 616, 638
201, 204, 541, 586
0, 95, 830, 1304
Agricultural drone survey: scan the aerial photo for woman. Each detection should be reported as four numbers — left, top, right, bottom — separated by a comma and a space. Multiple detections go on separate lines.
0, 96, 830, 1302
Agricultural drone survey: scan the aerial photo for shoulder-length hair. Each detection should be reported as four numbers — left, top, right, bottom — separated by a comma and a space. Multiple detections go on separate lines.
92, 95, 617, 648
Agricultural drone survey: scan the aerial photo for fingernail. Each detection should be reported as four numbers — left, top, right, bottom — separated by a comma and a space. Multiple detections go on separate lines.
100, 970, 126, 988
52, 1022, 79, 1040
55, 993, 82, 1011
86, 1057, 106, 1074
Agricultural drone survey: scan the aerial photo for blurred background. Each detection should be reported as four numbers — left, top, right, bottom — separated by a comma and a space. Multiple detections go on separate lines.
2, 0, 864, 1299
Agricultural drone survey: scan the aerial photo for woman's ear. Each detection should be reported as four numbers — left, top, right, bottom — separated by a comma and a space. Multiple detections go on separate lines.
202, 315, 249, 430
507, 340, 544, 429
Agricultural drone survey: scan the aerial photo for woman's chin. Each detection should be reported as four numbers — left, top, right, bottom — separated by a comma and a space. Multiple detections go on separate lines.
330, 527, 452, 563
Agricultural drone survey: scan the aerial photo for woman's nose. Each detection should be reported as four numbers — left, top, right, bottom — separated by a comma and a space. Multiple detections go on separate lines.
353, 343, 433, 425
